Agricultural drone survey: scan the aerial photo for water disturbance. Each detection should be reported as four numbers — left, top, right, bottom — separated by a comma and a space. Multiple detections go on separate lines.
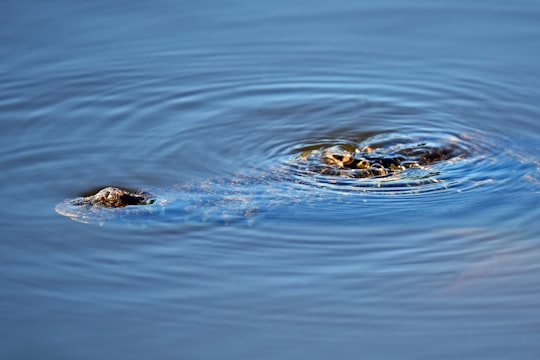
2, 0, 540, 359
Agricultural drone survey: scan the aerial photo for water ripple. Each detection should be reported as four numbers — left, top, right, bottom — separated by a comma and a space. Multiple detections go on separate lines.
34, 53, 539, 227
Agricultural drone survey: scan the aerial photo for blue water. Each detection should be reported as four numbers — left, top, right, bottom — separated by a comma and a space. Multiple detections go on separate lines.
2, 0, 540, 359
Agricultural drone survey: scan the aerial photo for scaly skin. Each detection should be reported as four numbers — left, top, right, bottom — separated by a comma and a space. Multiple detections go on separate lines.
68, 187, 155, 208
55, 137, 466, 220
302, 143, 459, 177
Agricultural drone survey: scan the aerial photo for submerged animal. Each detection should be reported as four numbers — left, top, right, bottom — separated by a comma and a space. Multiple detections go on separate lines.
55, 133, 469, 223
67, 187, 155, 208
297, 142, 459, 177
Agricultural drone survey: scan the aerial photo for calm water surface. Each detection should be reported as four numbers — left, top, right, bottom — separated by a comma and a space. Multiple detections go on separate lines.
2, 0, 540, 359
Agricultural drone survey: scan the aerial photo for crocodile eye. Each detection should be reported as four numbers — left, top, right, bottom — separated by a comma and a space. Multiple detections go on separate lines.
320, 151, 353, 167
356, 159, 370, 169
336, 154, 353, 163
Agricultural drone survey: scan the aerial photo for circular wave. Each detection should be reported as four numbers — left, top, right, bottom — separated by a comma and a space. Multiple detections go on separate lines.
35, 51, 539, 225
276, 130, 496, 196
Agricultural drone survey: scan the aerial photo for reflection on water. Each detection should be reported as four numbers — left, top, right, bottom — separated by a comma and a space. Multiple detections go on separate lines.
2, 0, 540, 359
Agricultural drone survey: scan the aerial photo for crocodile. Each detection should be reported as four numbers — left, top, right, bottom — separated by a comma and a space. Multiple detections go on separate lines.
55, 133, 468, 223
296, 141, 459, 178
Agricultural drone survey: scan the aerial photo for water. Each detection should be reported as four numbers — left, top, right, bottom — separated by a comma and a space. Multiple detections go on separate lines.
2, 0, 540, 359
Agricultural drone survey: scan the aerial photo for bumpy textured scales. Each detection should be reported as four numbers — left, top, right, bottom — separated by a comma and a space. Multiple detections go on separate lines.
299, 142, 460, 178
70, 187, 155, 208
55, 135, 468, 222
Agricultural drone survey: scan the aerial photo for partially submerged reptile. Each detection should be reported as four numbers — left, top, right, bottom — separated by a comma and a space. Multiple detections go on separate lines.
67, 187, 155, 208
55, 134, 468, 222
297, 141, 459, 178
